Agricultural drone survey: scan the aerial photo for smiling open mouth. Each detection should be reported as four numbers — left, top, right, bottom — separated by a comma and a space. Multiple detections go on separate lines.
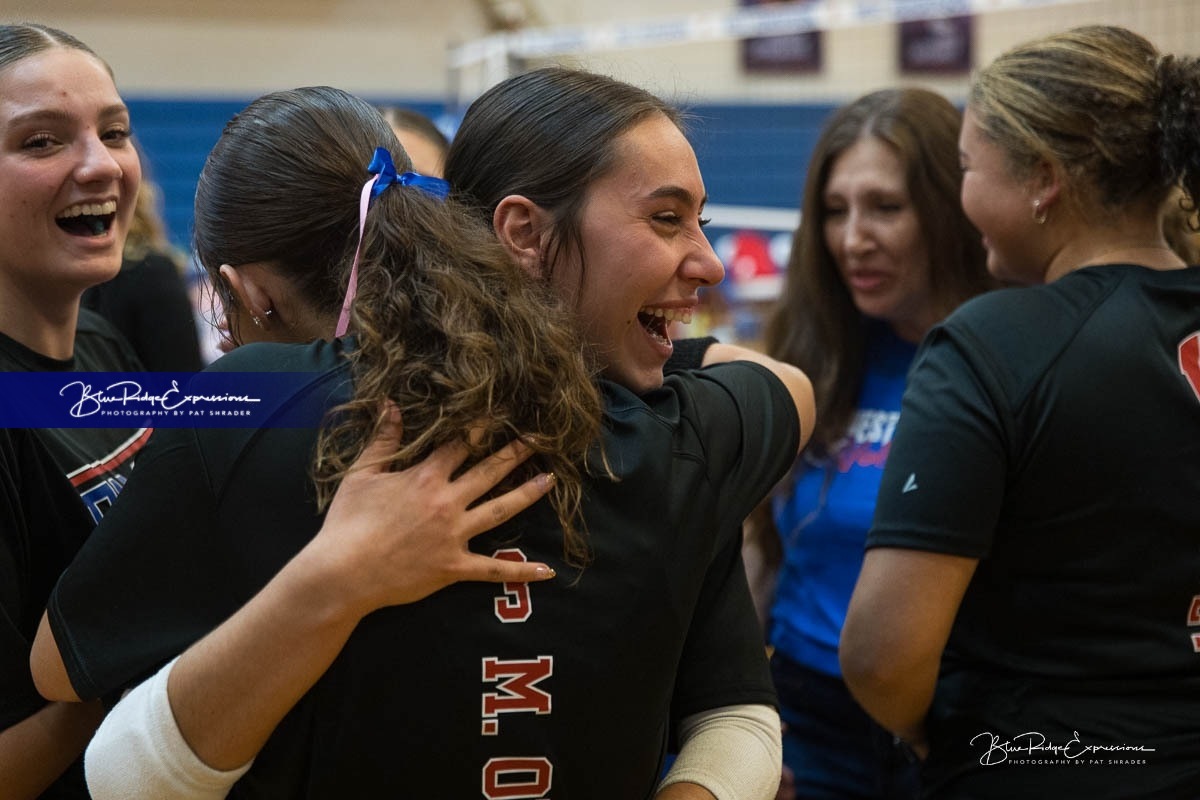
637, 306, 692, 347
57, 201, 117, 237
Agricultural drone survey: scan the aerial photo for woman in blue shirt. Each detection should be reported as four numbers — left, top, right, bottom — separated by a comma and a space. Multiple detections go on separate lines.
745, 87, 994, 799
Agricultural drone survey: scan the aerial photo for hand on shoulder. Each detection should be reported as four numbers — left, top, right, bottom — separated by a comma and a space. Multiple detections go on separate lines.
304, 405, 559, 618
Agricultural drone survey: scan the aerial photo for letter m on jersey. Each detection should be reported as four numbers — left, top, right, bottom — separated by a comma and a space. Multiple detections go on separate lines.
482, 656, 553, 726
1178, 331, 1200, 402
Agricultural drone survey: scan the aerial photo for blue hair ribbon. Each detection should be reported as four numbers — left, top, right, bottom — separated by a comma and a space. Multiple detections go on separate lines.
366, 147, 449, 201
336, 147, 451, 337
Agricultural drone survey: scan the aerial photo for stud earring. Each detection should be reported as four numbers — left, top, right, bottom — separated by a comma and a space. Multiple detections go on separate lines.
1032, 199, 1048, 225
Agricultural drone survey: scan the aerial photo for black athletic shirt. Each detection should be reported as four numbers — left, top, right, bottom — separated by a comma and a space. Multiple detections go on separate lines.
0, 310, 149, 799
81, 249, 204, 372
49, 337, 799, 798
868, 265, 1200, 799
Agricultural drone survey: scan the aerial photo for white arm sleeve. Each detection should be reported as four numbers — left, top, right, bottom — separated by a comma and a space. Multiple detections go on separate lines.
657, 702, 783, 800
84, 657, 254, 800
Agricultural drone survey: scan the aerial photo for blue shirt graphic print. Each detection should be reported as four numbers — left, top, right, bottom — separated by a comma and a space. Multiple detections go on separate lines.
769, 325, 916, 677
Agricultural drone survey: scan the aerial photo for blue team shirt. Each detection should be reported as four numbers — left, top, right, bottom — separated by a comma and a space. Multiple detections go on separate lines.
768, 325, 916, 677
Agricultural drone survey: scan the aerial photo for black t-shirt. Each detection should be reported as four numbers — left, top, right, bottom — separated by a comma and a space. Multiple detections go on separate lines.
0, 310, 148, 799
81, 249, 204, 372
869, 265, 1200, 799
49, 338, 799, 798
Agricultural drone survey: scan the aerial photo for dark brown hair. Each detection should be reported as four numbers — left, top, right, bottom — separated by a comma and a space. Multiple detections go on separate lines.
444, 66, 684, 292
0, 22, 108, 75
764, 88, 992, 454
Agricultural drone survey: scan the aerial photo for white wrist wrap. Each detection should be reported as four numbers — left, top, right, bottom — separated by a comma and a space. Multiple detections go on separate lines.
85, 657, 253, 800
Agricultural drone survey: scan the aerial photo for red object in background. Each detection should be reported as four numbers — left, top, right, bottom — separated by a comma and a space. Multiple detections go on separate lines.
729, 230, 776, 282
715, 229, 786, 301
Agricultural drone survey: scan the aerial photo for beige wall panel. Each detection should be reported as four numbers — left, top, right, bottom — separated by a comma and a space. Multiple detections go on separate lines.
4, 0, 1196, 101
2, 0, 488, 97
521, 0, 1198, 104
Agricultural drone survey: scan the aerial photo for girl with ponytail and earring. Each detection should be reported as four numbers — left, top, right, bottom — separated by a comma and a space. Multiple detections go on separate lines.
30, 85, 599, 798
841, 25, 1200, 799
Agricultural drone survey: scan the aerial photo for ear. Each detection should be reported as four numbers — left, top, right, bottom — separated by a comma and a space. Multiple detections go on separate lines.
218, 264, 275, 320
493, 195, 550, 278
1030, 158, 1063, 211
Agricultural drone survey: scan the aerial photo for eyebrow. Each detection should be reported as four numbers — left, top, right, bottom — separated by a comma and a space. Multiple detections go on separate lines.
646, 185, 708, 209
6, 104, 130, 127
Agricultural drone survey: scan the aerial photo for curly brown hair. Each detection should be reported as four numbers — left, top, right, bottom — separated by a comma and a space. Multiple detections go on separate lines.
317, 189, 603, 566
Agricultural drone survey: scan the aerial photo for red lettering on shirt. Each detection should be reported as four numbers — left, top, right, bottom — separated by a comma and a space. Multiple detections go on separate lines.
1188, 596, 1200, 654
493, 548, 533, 622
481, 757, 552, 798
482, 656, 553, 724
481, 550, 554, 791
1179, 331, 1200, 402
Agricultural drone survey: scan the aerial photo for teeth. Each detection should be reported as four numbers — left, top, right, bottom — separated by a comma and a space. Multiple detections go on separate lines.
639, 306, 693, 325
57, 200, 117, 219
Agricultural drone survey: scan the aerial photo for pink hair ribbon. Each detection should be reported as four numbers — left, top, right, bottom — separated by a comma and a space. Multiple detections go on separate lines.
334, 148, 450, 337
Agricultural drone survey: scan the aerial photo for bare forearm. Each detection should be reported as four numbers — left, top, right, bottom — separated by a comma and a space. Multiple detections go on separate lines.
840, 600, 939, 748
169, 544, 363, 771
839, 664, 934, 754
840, 549, 978, 758
656, 783, 718, 800
0, 699, 105, 799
